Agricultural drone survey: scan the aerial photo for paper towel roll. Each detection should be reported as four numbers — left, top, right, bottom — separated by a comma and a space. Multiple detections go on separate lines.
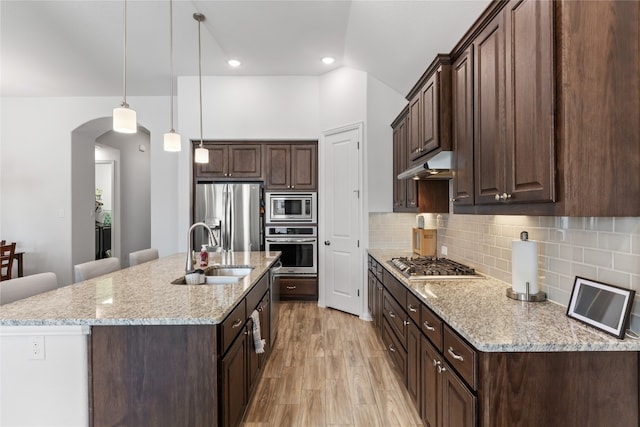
512, 238, 538, 294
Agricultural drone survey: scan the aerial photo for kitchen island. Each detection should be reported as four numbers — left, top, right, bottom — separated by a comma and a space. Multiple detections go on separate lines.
368, 249, 640, 427
0, 251, 281, 427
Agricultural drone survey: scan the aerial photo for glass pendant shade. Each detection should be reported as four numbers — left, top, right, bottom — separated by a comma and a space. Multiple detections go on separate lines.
163, 131, 181, 152
113, 106, 137, 133
195, 146, 209, 164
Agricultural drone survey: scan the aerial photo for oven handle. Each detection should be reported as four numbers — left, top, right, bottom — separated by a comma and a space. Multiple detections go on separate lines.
265, 239, 317, 243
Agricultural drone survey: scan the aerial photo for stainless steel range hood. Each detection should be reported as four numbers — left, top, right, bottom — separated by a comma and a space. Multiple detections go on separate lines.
397, 150, 453, 180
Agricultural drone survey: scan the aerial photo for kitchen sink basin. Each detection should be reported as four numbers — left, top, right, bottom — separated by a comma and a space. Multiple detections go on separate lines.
208, 266, 253, 277
171, 265, 254, 285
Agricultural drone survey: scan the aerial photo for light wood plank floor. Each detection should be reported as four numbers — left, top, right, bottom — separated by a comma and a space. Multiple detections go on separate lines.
242, 302, 424, 427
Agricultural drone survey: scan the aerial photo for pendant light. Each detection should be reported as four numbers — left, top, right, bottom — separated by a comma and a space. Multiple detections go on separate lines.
113, 0, 137, 134
193, 13, 209, 164
163, 0, 181, 151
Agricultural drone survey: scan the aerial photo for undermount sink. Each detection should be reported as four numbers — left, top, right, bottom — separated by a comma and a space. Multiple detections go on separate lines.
208, 267, 254, 277
171, 265, 254, 285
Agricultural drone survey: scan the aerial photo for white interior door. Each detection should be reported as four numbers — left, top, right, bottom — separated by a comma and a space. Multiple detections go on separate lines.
320, 124, 362, 316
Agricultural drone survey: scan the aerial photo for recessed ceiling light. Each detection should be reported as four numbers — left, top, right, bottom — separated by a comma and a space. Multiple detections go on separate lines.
322, 57, 335, 65
227, 59, 241, 68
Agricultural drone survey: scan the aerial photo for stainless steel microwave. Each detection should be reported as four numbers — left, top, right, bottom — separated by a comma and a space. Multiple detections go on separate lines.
265, 192, 317, 223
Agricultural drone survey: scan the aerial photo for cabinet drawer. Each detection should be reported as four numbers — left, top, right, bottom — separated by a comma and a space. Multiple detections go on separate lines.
220, 299, 247, 355
246, 273, 269, 312
421, 304, 443, 351
382, 317, 407, 379
383, 290, 407, 346
382, 268, 407, 307
279, 277, 317, 299
406, 292, 421, 326
443, 324, 477, 390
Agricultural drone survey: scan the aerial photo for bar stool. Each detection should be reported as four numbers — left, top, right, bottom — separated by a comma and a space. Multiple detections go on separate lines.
74, 257, 120, 283
0, 272, 58, 305
129, 248, 159, 266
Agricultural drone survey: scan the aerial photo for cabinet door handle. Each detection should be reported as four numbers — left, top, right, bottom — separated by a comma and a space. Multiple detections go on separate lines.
388, 344, 396, 353
388, 311, 396, 318
407, 304, 417, 313
437, 365, 447, 374
286, 285, 297, 290
257, 305, 264, 312
432, 359, 440, 367
231, 319, 243, 329
403, 320, 410, 326
447, 347, 464, 362
423, 320, 435, 331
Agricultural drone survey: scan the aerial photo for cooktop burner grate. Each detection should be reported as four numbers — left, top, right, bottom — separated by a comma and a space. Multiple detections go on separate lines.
390, 256, 476, 278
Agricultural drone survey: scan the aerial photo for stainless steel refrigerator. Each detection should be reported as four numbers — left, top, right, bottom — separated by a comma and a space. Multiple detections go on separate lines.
194, 182, 263, 252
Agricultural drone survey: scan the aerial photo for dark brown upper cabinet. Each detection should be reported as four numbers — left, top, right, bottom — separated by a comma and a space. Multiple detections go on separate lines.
193, 142, 263, 180
265, 143, 317, 191
450, 0, 639, 216
392, 107, 450, 214
451, 47, 475, 207
406, 55, 453, 164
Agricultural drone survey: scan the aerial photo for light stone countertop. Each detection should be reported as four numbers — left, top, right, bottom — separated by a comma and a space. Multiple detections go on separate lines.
0, 251, 281, 326
368, 249, 640, 352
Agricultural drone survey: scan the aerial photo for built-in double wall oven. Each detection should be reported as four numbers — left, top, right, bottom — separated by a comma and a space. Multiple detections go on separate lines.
264, 192, 317, 276
265, 225, 317, 275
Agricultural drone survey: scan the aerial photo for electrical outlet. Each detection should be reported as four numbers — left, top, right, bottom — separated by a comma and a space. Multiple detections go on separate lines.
441, 245, 448, 256
28, 336, 45, 360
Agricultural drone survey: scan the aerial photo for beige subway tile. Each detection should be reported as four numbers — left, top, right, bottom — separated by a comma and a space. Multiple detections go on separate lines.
583, 248, 612, 268
571, 263, 598, 281
549, 258, 571, 276
614, 253, 640, 275
598, 232, 631, 253
597, 268, 631, 288
559, 245, 583, 262
614, 217, 640, 234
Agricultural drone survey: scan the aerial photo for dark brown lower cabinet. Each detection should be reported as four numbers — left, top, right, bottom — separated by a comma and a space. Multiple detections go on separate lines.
221, 327, 248, 427
279, 276, 318, 301
406, 321, 421, 409
421, 335, 440, 427
441, 361, 476, 427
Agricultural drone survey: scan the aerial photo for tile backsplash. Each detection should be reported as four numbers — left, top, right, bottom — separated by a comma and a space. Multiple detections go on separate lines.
368, 212, 640, 332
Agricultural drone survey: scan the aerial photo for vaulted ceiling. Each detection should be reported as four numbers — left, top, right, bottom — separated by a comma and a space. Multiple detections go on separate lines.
1, 0, 490, 98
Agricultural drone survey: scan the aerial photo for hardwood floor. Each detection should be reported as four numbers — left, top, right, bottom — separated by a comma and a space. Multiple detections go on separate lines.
242, 302, 423, 427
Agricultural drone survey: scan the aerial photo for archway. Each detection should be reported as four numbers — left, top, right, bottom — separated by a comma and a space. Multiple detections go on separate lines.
70, 117, 151, 277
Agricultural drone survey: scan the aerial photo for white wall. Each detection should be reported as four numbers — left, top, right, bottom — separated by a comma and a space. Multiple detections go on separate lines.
365, 75, 407, 213
0, 96, 177, 285
176, 75, 321, 250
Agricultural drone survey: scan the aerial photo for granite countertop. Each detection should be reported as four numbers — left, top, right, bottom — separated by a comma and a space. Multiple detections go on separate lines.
368, 249, 640, 352
0, 251, 281, 327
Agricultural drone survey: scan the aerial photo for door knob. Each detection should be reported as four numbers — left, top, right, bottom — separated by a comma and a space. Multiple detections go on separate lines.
324, 240, 331, 246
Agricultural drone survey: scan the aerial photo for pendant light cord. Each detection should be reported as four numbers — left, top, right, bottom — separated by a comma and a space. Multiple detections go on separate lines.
197, 15, 204, 149
169, 0, 175, 132
121, 0, 128, 108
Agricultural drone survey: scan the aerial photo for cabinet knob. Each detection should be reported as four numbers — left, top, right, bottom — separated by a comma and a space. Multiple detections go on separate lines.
495, 192, 512, 202
433, 359, 440, 367
403, 320, 410, 326
388, 344, 396, 353
437, 365, 447, 374
324, 240, 331, 246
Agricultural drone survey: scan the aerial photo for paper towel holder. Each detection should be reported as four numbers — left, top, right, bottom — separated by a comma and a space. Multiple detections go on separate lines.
506, 231, 547, 302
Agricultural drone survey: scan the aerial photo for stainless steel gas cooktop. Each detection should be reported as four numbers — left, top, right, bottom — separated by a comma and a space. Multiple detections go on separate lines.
389, 256, 479, 280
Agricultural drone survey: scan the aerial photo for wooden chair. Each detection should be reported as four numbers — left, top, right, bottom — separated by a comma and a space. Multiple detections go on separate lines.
74, 257, 120, 283
0, 272, 58, 305
1, 241, 16, 281
129, 248, 159, 266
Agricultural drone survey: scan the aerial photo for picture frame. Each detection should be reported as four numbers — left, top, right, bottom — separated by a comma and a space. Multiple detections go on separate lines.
567, 276, 635, 339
